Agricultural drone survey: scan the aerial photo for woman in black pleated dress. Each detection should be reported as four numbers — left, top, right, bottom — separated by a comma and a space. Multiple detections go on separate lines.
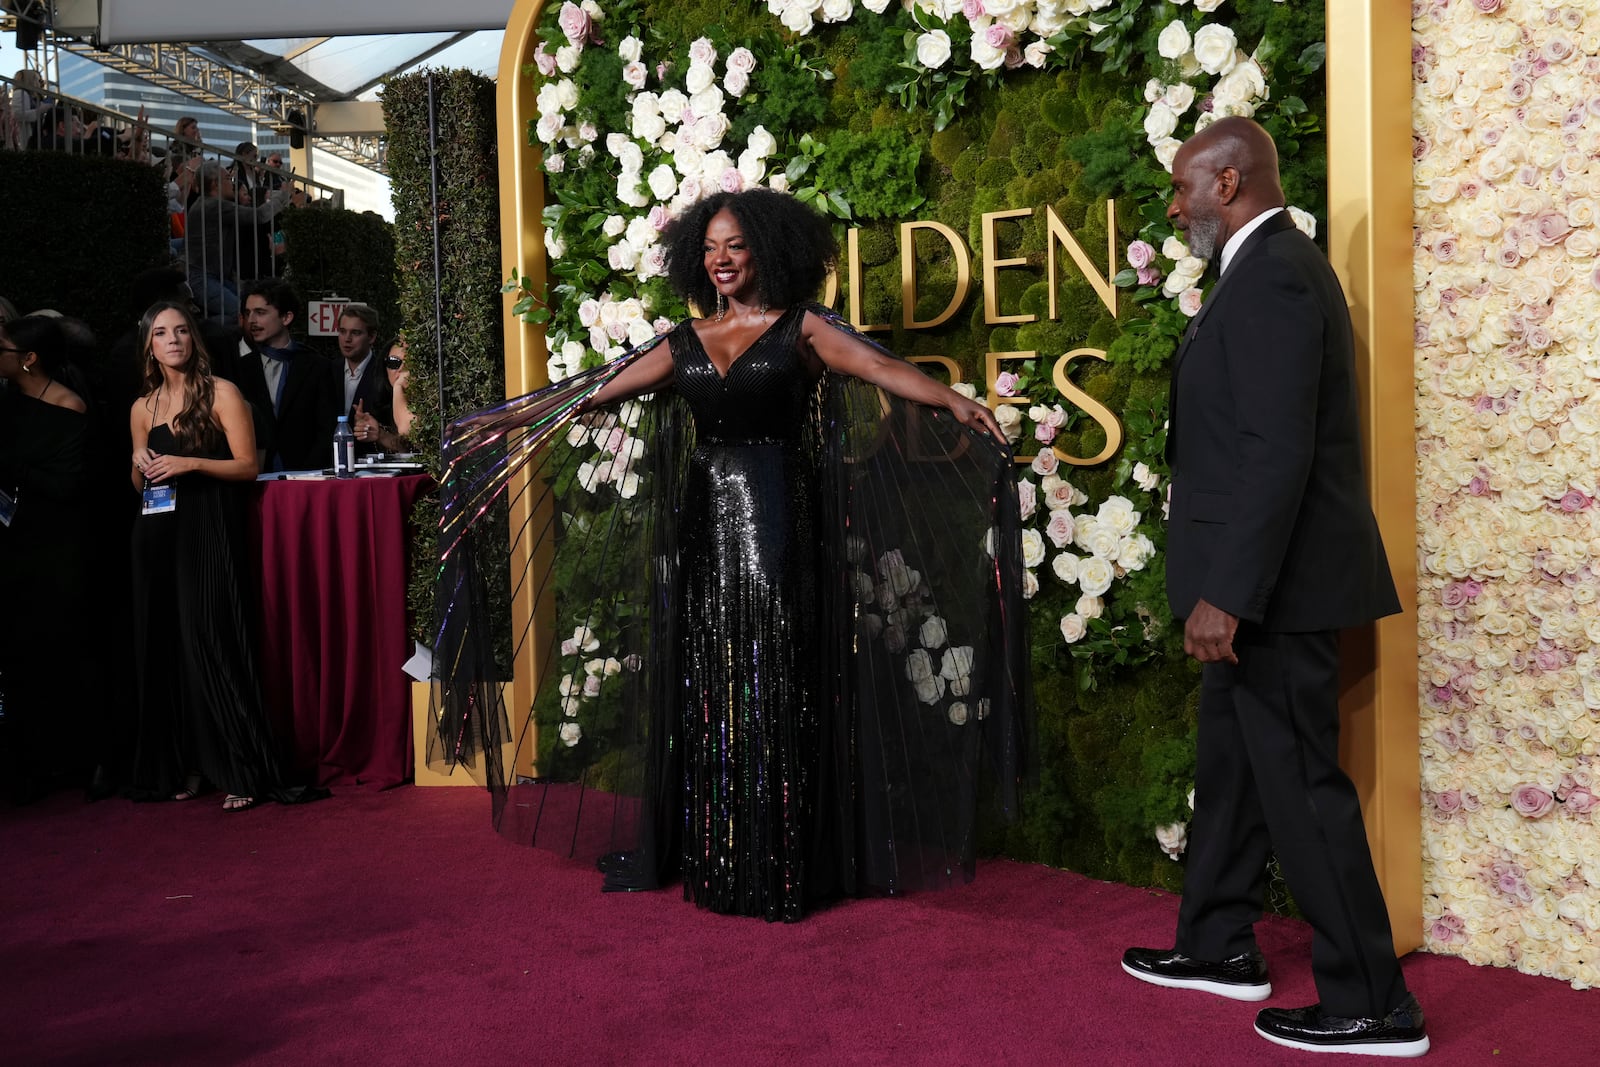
126, 301, 320, 811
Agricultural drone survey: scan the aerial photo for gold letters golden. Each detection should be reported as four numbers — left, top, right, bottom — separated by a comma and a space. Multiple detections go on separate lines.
838, 200, 1122, 467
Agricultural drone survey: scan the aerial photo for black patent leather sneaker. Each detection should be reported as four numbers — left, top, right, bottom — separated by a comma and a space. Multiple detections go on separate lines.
1254, 994, 1430, 1057
1121, 946, 1272, 1001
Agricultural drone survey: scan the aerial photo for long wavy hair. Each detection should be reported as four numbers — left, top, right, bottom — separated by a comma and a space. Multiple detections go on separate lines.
139, 301, 224, 453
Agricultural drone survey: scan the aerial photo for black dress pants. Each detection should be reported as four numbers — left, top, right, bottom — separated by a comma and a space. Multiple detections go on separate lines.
1174, 627, 1409, 1018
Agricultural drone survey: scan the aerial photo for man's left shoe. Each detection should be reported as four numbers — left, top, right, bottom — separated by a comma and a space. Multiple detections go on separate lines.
1254, 994, 1429, 1057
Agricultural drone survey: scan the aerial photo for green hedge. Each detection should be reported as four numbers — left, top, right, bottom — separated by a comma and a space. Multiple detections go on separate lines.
279, 206, 400, 341
383, 69, 507, 641
0, 151, 167, 342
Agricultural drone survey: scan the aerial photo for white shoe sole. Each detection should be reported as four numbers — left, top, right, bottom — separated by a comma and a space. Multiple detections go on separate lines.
1255, 1024, 1431, 1057
1121, 960, 1272, 1002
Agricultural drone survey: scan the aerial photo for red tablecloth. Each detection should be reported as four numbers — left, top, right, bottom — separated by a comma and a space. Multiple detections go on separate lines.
250, 474, 432, 788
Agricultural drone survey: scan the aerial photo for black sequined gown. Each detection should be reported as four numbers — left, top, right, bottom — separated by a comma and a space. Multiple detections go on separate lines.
667, 307, 826, 920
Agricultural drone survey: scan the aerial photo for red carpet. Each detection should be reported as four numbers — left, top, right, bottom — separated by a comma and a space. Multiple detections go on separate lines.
3, 787, 1593, 1065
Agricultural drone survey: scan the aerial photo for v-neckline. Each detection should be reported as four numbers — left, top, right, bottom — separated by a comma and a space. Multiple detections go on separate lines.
690, 307, 793, 381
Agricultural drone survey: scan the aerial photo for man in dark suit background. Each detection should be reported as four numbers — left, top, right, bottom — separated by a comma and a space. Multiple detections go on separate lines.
328, 303, 393, 456
1120, 118, 1428, 1057
218, 278, 333, 472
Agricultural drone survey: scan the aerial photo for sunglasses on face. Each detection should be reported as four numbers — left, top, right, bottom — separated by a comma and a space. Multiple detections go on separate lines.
384, 354, 405, 370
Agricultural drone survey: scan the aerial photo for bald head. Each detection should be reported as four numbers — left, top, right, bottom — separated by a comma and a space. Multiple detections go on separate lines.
1167, 117, 1286, 260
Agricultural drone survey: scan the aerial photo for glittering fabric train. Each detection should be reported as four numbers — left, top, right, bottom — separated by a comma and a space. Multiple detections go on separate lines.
432, 303, 1030, 922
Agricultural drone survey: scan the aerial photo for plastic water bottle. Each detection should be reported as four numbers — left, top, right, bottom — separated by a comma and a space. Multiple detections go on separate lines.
332, 415, 356, 477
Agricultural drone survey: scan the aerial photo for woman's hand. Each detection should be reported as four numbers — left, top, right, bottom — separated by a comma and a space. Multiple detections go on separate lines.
950, 395, 1006, 443
139, 451, 195, 483
352, 400, 386, 447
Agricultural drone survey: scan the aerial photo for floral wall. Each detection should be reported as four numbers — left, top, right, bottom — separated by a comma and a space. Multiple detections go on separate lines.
521, 0, 1324, 891
1413, 0, 1600, 989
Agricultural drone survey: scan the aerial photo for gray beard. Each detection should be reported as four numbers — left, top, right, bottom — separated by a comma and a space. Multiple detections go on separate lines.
1186, 216, 1221, 261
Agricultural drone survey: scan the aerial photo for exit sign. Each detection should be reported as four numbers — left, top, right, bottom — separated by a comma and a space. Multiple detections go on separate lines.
307, 296, 354, 336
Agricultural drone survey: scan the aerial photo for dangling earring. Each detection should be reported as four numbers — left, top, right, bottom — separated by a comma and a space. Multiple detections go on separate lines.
715, 291, 727, 322
22, 361, 33, 374
758, 298, 768, 320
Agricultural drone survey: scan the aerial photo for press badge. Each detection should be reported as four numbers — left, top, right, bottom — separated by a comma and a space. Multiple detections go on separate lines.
141, 484, 177, 515
0, 487, 15, 528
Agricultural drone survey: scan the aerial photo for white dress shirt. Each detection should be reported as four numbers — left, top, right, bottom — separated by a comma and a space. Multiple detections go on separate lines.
342, 351, 373, 415
1218, 206, 1284, 275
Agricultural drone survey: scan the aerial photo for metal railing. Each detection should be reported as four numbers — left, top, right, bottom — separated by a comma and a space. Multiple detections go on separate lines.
2, 72, 349, 323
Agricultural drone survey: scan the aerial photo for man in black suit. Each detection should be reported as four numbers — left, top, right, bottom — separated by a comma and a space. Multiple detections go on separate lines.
328, 303, 393, 456
1120, 119, 1428, 1057
219, 278, 333, 472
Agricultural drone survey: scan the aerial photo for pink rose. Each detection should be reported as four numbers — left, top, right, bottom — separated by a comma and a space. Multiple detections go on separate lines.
653, 316, 674, 334
678, 175, 701, 202
1031, 449, 1059, 477
1441, 583, 1468, 608
533, 43, 558, 77
1136, 265, 1162, 286
1462, 580, 1482, 598
962, 0, 986, 18
1126, 240, 1156, 269
1535, 213, 1571, 244
648, 205, 671, 231
1017, 479, 1036, 521
1564, 787, 1598, 814
558, 2, 592, 45
1435, 789, 1462, 813
1512, 784, 1555, 818
1433, 236, 1457, 261
995, 371, 1020, 397
719, 167, 744, 193
1034, 421, 1058, 445
1561, 490, 1590, 511
1045, 483, 1074, 510
1178, 287, 1204, 317
726, 47, 757, 75
1045, 510, 1075, 549
985, 24, 1014, 51
1471, 0, 1502, 13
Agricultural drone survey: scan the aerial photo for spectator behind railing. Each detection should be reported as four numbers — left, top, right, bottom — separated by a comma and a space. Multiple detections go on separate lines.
5, 69, 51, 150
184, 161, 303, 323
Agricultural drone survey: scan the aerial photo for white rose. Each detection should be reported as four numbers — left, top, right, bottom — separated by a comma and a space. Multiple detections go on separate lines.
1116, 534, 1155, 571
1287, 206, 1317, 239
685, 61, 716, 95
555, 79, 579, 110
940, 646, 974, 680
618, 35, 643, 63
1060, 613, 1087, 644
995, 404, 1023, 442
658, 89, 689, 124
1161, 235, 1189, 260
727, 47, 757, 74
1021, 528, 1046, 567
767, 172, 789, 193
1153, 137, 1182, 171
821, 0, 854, 21
627, 315, 660, 344
920, 615, 949, 649
862, 0, 892, 10
738, 148, 766, 186
916, 30, 953, 69
781, 3, 816, 32
544, 226, 566, 259
1179, 287, 1204, 317
905, 647, 935, 682
1075, 594, 1104, 619
970, 29, 1007, 71
1155, 821, 1188, 859
535, 112, 563, 144
616, 141, 644, 173
1144, 102, 1179, 142
1078, 556, 1116, 597
1157, 20, 1192, 60
948, 702, 970, 725
601, 215, 627, 239
914, 675, 946, 705
1163, 83, 1197, 115
1194, 0, 1225, 11
1132, 462, 1159, 491
1216, 58, 1267, 104
688, 36, 717, 66
747, 125, 778, 160
607, 240, 640, 271
624, 216, 656, 248
622, 61, 648, 90
1022, 569, 1039, 599
555, 45, 581, 73
1023, 41, 1053, 68
558, 722, 583, 747
647, 164, 678, 201
1051, 552, 1082, 584
1192, 24, 1239, 75
724, 68, 750, 98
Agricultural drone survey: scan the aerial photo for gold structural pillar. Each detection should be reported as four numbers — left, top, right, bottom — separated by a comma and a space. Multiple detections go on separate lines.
1325, 1, 1423, 953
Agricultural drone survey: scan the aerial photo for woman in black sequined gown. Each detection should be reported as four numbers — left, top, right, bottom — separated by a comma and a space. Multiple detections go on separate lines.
435, 189, 1026, 923
572, 191, 1004, 920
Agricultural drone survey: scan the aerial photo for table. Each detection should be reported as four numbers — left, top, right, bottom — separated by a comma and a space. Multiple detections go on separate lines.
250, 473, 432, 788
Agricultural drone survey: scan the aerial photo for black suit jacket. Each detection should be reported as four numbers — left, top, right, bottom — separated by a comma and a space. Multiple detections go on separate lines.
216, 338, 335, 471
1164, 211, 1400, 632
329, 353, 394, 455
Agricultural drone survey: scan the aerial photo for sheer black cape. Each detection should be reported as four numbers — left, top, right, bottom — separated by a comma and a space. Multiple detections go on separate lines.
431, 304, 1031, 900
